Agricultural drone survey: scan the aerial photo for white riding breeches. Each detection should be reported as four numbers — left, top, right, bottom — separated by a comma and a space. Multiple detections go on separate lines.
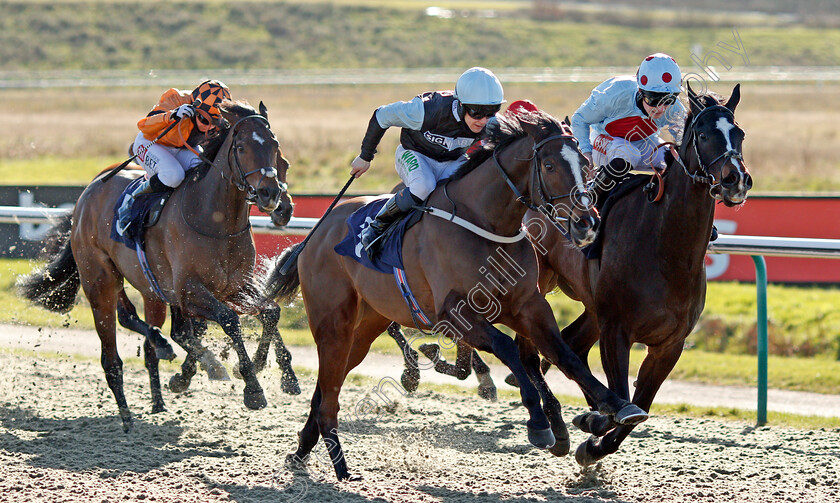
591, 134, 666, 171
133, 132, 202, 188
394, 145, 467, 200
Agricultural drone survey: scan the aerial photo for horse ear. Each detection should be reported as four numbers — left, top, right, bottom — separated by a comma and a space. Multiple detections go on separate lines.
725, 83, 741, 113
259, 101, 269, 119
686, 81, 703, 115
563, 116, 571, 126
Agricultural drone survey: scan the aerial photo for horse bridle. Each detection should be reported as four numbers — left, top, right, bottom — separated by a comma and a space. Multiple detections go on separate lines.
209, 114, 284, 204
675, 104, 745, 199
492, 131, 584, 229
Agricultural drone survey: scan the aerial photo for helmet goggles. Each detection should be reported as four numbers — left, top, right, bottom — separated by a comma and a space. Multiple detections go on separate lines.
463, 103, 501, 119
641, 90, 679, 107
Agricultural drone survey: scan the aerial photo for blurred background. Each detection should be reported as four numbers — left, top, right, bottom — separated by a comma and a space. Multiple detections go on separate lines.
2, 1, 840, 363
0, 0, 838, 193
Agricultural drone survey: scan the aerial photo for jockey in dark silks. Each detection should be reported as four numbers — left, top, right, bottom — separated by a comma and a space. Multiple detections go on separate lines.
349, 67, 506, 257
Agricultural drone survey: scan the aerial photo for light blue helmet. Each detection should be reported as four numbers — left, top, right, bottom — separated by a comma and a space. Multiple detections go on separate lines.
455, 67, 505, 105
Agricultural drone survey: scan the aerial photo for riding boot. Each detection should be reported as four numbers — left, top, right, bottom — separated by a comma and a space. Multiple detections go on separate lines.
116, 174, 168, 236
588, 157, 632, 208
360, 187, 420, 259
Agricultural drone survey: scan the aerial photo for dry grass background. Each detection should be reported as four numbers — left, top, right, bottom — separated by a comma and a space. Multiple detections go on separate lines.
1, 81, 839, 193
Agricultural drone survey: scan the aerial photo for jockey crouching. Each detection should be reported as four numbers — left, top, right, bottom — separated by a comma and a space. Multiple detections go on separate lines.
349, 67, 506, 259
116, 80, 231, 235
571, 53, 686, 206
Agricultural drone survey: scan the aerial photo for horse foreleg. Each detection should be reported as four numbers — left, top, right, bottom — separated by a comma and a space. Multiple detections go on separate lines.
513, 297, 646, 427
256, 304, 300, 395
470, 349, 497, 401
418, 341, 473, 380
450, 307, 554, 450
387, 323, 420, 392
516, 334, 569, 456
201, 295, 266, 410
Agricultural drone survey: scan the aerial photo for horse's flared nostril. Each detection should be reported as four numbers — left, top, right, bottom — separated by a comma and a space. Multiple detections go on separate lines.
744, 173, 753, 190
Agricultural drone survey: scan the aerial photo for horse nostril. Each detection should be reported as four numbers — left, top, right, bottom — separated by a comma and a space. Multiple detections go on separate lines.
744, 173, 753, 190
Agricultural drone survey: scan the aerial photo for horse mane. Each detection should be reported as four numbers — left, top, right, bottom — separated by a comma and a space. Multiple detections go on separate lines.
450, 110, 564, 181
684, 91, 725, 129
192, 99, 259, 180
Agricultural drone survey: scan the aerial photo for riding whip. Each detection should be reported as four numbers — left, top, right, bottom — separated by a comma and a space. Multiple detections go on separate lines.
277, 175, 356, 275
101, 99, 201, 183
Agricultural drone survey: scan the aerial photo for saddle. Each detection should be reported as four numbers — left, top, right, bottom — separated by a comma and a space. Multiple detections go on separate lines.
334, 196, 424, 274
111, 178, 174, 251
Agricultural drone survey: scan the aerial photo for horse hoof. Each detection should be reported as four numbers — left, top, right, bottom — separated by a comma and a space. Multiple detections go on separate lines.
347, 473, 363, 482
549, 422, 570, 457
244, 389, 268, 410
201, 351, 232, 381
285, 453, 307, 469
504, 373, 519, 388
575, 438, 598, 467
281, 375, 301, 395
418, 343, 440, 361
169, 374, 190, 393
155, 345, 177, 361
120, 413, 134, 434
615, 404, 648, 425
574, 412, 613, 437
477, 385, 497, 402
401, 368, 420, 393
527, 427, 556, 449
151, 403, 167, 414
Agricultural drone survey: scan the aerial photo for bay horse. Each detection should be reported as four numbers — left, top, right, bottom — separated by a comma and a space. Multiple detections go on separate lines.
18, 100, 286, 432
263, 110, 647, 480
524, 84, 752, 465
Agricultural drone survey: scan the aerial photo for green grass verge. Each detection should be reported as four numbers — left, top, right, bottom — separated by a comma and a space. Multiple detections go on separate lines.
5, 258, 840, 396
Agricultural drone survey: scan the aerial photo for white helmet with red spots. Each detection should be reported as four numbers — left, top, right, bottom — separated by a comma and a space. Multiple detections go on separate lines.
636, 53, 682, 94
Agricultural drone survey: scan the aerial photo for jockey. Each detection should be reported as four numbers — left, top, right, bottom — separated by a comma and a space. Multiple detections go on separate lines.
116, 79, 231, 235
349, 67, 505, 257
571, 53, 686, 204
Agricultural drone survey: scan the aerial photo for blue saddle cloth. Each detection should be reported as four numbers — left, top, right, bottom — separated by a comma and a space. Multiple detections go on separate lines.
110, 177, 165, 251
334, 198, 416, 274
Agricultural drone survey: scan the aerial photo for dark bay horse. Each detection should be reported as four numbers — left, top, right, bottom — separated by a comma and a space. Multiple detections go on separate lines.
263, 111, 647, 480
19, 101, 286, 432
524, 84, 752, 465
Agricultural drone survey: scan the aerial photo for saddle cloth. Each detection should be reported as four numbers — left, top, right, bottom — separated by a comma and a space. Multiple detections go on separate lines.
333, 197, 422, 274
110, 177, 170, 251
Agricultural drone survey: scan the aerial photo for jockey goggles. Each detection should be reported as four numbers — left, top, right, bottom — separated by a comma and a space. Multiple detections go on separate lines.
641, 90, 679, 107
463, 103, 502, 119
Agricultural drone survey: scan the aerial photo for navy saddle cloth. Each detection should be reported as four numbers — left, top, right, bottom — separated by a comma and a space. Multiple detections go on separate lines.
334, 197, 422, 274
110, 177, 170, 251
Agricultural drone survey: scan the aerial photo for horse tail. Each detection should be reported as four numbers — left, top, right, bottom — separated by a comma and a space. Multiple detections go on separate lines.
16, 214, 81, 313
262, 243, 302, 304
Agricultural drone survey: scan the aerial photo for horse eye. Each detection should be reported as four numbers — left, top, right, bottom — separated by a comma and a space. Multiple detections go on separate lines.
544, 162, 554, 172
698, 133, 707, 141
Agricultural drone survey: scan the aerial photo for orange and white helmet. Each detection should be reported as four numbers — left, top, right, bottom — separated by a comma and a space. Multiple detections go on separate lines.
191, 80, 231, 121
636, 53, 682, 94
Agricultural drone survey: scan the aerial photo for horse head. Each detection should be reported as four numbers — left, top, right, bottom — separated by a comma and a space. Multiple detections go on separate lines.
215, 101, 284, 213
684, 83, 753, 207
514, 111, 600, 247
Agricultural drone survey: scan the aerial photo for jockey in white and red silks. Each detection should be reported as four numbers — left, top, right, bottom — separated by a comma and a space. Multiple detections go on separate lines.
571, 53, 686, 203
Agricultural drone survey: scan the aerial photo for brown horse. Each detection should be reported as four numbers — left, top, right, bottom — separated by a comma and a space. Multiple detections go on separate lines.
519, 84, 752, 465
19, 100, 286, 432
262, 110, 647, 480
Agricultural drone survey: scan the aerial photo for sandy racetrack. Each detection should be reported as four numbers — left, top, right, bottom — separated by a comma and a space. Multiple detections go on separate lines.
2, 334, 839, 503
